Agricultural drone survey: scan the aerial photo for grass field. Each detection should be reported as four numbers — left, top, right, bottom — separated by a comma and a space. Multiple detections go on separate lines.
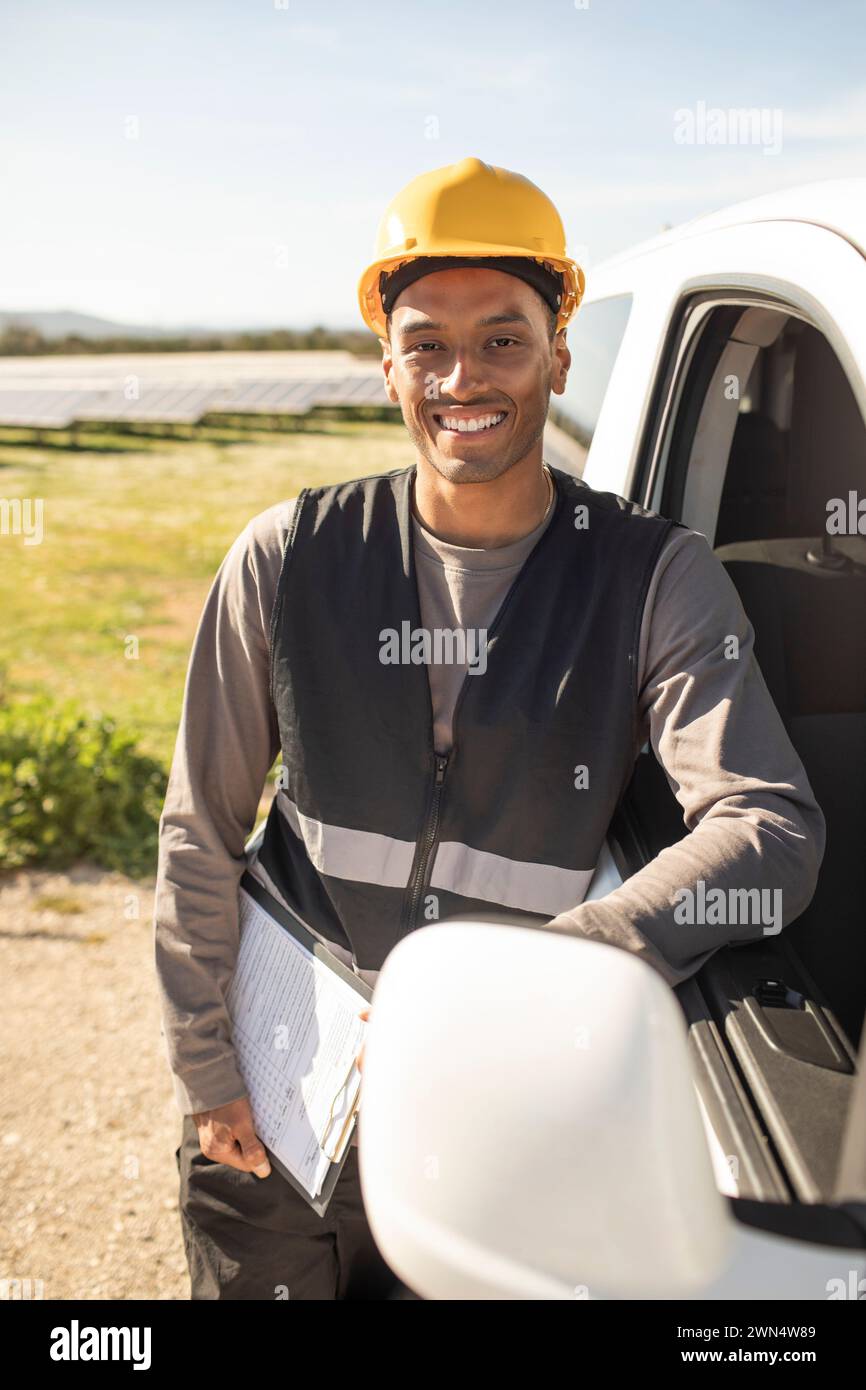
0, 420, 412, 769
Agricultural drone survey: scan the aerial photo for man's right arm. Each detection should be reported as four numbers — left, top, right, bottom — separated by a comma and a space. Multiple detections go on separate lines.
153, 500, 294, 1116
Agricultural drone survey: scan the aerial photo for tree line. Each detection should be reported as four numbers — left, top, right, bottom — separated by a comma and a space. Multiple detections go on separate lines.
0, 324, 380, 357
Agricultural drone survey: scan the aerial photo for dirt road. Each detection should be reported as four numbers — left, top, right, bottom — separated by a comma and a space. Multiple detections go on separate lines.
0, 867, 188, 1300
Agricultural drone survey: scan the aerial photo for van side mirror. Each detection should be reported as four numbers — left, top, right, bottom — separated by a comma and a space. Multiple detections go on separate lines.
358, 921, 733, 1299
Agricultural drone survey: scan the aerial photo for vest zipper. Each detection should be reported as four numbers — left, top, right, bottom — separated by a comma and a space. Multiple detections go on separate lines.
399, 470, 561, 937
401, 752, 448, 935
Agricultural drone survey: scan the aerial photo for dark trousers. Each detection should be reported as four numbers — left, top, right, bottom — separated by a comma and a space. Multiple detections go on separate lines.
176, 1115, 409, 1300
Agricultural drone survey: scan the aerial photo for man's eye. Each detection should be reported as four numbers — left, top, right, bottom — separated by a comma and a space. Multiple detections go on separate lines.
406, 341, 441, 353
489, 336, 520, 348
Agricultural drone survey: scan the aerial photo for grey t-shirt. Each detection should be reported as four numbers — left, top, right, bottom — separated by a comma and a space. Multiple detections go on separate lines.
412, 466, 557, 752
154, 476, 826, 1115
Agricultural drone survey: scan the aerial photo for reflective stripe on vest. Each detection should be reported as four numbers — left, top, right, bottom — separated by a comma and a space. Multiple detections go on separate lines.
276, 788, 595, 917
276, 789, 415, 888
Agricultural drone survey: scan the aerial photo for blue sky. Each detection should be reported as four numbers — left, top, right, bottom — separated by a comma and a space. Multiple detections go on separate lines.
1, 0, 864, 330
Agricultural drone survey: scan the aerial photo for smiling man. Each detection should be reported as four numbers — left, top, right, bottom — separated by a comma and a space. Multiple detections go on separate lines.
384, 261, 565, 545
155, 156, 825, 1300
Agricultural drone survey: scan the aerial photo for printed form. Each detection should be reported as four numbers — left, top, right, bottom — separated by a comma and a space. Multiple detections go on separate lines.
228, 887, 367, 1199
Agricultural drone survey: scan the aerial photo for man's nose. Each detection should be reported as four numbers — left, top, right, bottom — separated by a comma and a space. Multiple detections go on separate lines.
436, 352, 486, 399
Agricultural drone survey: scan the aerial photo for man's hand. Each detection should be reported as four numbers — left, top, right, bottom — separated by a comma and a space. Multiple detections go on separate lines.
192, 1096, 272, 1178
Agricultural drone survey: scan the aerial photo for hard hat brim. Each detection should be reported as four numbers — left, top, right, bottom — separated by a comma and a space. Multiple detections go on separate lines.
358, 251, 585, 339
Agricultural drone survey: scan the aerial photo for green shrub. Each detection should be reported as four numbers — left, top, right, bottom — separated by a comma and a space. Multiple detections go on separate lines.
0, 697, 167, 877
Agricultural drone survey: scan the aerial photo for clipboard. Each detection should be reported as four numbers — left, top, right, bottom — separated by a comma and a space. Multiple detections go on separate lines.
236, 870, 373, 1217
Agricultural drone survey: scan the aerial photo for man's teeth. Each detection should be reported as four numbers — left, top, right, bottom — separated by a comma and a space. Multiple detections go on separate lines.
438, 411, 506, 433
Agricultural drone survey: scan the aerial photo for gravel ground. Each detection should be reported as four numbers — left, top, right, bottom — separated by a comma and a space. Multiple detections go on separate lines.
0, 866, 188, 1301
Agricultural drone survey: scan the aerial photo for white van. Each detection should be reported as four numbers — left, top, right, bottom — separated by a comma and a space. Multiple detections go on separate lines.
358, 178, 866, 1300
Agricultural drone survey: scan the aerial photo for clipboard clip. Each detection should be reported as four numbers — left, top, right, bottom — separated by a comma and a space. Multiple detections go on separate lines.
319, 1044, 364, 1160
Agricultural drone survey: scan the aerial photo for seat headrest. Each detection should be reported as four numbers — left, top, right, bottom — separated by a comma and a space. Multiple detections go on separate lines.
788, 327, 866, 533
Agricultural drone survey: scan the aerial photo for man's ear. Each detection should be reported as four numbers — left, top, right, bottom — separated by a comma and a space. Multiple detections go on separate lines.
550, 330, 571, 397
381, 336, 400, 405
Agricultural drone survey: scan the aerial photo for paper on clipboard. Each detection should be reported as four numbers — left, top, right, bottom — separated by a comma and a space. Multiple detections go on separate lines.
227, 886, 367, 1200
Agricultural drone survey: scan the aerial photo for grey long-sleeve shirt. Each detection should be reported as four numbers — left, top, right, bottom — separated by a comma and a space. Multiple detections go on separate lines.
154, 477, 826, 1115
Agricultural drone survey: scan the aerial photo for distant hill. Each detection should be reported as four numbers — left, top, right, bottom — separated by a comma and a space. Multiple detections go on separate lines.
0, 310, 208, 340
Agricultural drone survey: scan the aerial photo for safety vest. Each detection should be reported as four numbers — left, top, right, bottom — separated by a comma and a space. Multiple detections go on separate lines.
254, 464, 681, 970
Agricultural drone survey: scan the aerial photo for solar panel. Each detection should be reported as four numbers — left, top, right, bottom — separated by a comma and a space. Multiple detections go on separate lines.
207, 377, 387, 414
0, 389, 91, 428
75, 384, 222, 423
314, 375, 389, 406
210, 380, 289, 413
0, 366, 395, 428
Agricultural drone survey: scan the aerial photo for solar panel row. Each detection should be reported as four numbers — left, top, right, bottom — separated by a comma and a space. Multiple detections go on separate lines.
0, 375, 391, 428
0, 389, 94, 428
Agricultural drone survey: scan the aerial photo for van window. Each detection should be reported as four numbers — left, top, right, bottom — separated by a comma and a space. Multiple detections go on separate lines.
550, 294, 633, 452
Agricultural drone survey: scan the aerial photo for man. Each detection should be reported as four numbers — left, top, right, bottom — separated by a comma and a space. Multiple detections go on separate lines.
155, 156, 826, 1300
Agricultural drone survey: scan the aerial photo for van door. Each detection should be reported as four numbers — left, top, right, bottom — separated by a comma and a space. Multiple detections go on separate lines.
607, 220, 866, 1234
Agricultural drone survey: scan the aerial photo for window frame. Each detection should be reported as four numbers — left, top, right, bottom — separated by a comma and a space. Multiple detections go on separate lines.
630, 281, 866, 521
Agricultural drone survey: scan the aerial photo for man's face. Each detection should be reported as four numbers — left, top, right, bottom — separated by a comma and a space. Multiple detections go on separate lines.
381, 267, 571, 485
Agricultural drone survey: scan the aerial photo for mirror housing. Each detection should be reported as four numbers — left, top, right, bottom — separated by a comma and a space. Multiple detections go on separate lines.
358, 921, 733, 1299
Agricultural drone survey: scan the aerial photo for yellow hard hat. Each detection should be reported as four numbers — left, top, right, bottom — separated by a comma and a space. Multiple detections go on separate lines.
358, 156, 585, 338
